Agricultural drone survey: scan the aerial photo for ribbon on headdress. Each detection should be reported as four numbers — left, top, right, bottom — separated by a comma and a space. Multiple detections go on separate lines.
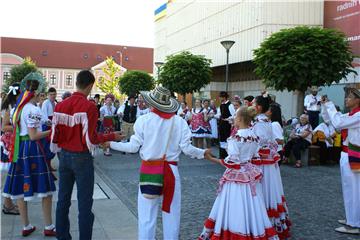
9, 90, 34, 163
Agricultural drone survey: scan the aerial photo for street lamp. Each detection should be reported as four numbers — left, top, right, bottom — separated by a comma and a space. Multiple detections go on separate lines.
154, 61, 164, 80
221, 40, 235, 92
116, 51, 123, 66
116, 47, 127, 66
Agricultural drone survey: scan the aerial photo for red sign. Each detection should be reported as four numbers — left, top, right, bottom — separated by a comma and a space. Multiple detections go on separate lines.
324, 0, 360, 56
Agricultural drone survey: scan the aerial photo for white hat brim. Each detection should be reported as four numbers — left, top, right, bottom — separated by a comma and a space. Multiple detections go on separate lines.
140, 91, 180, 113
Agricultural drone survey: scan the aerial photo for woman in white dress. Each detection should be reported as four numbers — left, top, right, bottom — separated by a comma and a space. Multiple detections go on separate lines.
209, 100, 218, 144
199, 106, 278, 240
267, 103, 285, 164
252, 94, 291, 239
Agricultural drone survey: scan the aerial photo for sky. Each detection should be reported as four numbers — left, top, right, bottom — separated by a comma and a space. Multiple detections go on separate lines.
1, 0, 165, 48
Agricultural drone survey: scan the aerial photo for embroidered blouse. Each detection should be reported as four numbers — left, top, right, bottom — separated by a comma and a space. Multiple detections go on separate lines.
225, 128, 260, 164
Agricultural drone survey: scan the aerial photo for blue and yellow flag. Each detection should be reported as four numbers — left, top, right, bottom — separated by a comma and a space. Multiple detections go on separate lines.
155, 3, 167, 21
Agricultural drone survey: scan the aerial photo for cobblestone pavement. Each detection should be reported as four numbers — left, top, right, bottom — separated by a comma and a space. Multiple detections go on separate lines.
94, 149, 360, 240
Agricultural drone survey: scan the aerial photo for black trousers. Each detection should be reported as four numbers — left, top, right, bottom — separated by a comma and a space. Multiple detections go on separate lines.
313, 140, 329, 164
284, 138, 310, 160
307, 110, 319, 130
218, 120, 231, 159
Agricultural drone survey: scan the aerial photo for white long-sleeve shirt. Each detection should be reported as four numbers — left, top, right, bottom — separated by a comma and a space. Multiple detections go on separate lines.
110, 112, 205, 161
322, 101, 360, 146
304, 94, 321, 111
41, 99, 55, 120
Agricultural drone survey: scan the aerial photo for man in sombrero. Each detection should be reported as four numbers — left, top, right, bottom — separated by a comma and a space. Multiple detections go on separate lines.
321, 86, 360, 235
108, 86, 213, 240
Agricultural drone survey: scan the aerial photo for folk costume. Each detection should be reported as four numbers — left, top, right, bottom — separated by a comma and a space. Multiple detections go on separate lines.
199, 129, 278, 240
322, 98, 360, 233
51, 88, 117, 240
252, 113, 291, 239
100, 99, 117, 134
1, 107, 14, 171
209, 105, 218, 139
117, 98, 137, 141
110, 87, 205, 240
218, 100, 236, 159
190, 108, 212, 138
3, 72, 56, 201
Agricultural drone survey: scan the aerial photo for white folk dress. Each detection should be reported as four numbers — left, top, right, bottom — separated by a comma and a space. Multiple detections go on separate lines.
252, 114, 291, 239
322, 102, 360, 228
199, 129, 279, 240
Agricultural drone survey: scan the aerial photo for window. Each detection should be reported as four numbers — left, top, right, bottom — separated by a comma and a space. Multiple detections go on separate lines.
66, 74, 73, 86
50, 74, 56, 85
3, 72, 10, 80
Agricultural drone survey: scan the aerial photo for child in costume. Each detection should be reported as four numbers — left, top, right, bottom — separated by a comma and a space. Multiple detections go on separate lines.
199, 106, 278, 240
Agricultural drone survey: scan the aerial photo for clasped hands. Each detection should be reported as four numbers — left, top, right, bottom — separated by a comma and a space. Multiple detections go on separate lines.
99, 131, 125, 150
204, 148, 224, 166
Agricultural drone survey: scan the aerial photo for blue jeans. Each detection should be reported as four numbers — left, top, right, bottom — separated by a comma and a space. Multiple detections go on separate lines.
56, 150, 95, 240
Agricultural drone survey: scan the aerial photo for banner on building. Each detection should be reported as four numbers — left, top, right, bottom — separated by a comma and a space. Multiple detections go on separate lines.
324, 0, 360, 57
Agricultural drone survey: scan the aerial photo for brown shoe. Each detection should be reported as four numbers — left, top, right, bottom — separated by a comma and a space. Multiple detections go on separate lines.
2, 204, 20, 215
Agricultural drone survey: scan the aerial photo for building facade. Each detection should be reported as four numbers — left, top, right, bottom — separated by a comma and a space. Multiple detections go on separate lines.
1, 37, 153, 99
154, 0, 360, 119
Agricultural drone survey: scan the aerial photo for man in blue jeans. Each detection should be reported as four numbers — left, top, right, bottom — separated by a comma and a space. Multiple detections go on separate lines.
50, 70, 122, 240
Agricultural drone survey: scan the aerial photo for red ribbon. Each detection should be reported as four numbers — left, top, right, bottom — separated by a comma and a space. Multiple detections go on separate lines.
162, 161, 177, 213
151, 108, 175, 119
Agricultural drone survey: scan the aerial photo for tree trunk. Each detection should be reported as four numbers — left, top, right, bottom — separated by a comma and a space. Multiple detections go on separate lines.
296, 90, 305, 116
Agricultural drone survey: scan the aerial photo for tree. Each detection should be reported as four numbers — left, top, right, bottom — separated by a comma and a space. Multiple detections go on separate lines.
2, 57, 39, 93
96, 57, 123, 99
253, 26, 356, 114
118, 70, 155, 96
158, 51, 212, 99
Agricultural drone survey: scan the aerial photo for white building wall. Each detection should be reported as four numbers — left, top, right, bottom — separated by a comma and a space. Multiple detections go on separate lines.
154, 0, 324, 119
155, 0, 324, 67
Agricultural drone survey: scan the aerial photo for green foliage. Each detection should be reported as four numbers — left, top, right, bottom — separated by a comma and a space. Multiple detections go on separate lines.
96, 57, 122, 99
158, 51, 212, 96
2, 57, 39, 93
253, 26, 356, 92
119, 70, 155, 96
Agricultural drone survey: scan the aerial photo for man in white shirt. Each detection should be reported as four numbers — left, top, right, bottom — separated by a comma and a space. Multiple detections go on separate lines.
304, 86, 321, 129
41, 87, 57, 122
108, 86, 211, 240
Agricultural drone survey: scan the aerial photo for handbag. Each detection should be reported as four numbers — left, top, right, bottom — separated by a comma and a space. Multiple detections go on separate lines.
139, 117, 175, 199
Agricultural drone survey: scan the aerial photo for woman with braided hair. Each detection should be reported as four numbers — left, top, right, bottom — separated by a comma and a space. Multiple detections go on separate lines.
3, 72, 56, 237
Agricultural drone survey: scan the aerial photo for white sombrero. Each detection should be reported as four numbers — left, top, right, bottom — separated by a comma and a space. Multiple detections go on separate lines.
140, 86, 180, 113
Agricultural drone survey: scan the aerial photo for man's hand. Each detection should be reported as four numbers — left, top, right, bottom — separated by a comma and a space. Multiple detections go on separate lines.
113, 131, 125, 141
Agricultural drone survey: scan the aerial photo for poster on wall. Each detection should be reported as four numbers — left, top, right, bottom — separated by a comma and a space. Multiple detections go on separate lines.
324, 0, 360, 59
